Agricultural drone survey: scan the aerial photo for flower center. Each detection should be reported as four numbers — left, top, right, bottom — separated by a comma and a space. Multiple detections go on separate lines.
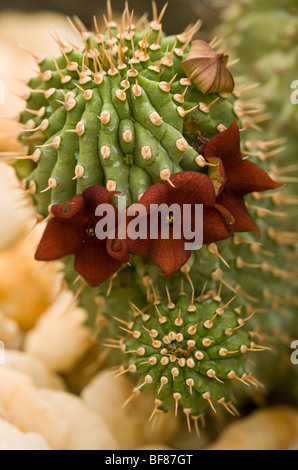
167, 342, 189, 358
84, 225, 96, 238
165, 212, 175, 225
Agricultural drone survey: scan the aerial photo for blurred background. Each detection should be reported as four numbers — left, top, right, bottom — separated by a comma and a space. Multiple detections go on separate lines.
0, 0, 221, 35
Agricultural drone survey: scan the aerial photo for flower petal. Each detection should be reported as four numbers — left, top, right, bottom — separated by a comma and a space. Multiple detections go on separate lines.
203, 207, 234, 244
106, 237, 130, 263
217, 191, 260, 234
227, 159, 283, 196
205, 121, 282, 196
139, 172, 216, 211
169, 171, 216, 206
214, 203, 235, 226
204, 120, 241, 169
150, 236, 191, 277
74, 240, 122, 287
83, 185, 118, 210
51, 194, 86, 222
138, 183, 171, 211
126, 235, 151, 256
35, 219, 82, 261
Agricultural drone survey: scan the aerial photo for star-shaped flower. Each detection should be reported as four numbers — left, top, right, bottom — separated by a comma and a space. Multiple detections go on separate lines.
35, 186, 128, 287
119, 172, 234, 277
204, 120, 282, 233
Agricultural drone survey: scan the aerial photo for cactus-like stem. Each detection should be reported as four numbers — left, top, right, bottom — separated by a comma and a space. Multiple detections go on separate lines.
14, 1, 297, 424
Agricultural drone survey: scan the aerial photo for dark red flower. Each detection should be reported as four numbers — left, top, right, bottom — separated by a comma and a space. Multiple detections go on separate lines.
112, 172, 234, 277
204, 120, 282, 233
35, 186, 128, 287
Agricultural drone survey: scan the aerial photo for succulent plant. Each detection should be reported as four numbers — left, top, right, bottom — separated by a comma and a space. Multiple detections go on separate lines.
116, 292, 257, 428
217, 0, 298, 403
218, 0, 298, 180
14, 1, 295, 428
19, 14, 240, 215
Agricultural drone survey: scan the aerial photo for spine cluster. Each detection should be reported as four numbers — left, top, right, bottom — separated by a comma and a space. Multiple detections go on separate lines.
114, 290, 262, 431
15, 1, 296, 426
19, 7, 239, 217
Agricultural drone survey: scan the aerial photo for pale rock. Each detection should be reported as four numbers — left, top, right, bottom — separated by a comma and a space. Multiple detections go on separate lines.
0, 11, 79, 152
0, 419, 51, 450
81, 370, 179, 450
0, 310, 22, 348
24, 290, 92, 373
208, 406, 298, 450
0, 366, 118, 450
0, 367, 69, 449
0, 221, 62, 330
0, 163, 35, 250
4, 350, 65, 390
39, 389, 119, 450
